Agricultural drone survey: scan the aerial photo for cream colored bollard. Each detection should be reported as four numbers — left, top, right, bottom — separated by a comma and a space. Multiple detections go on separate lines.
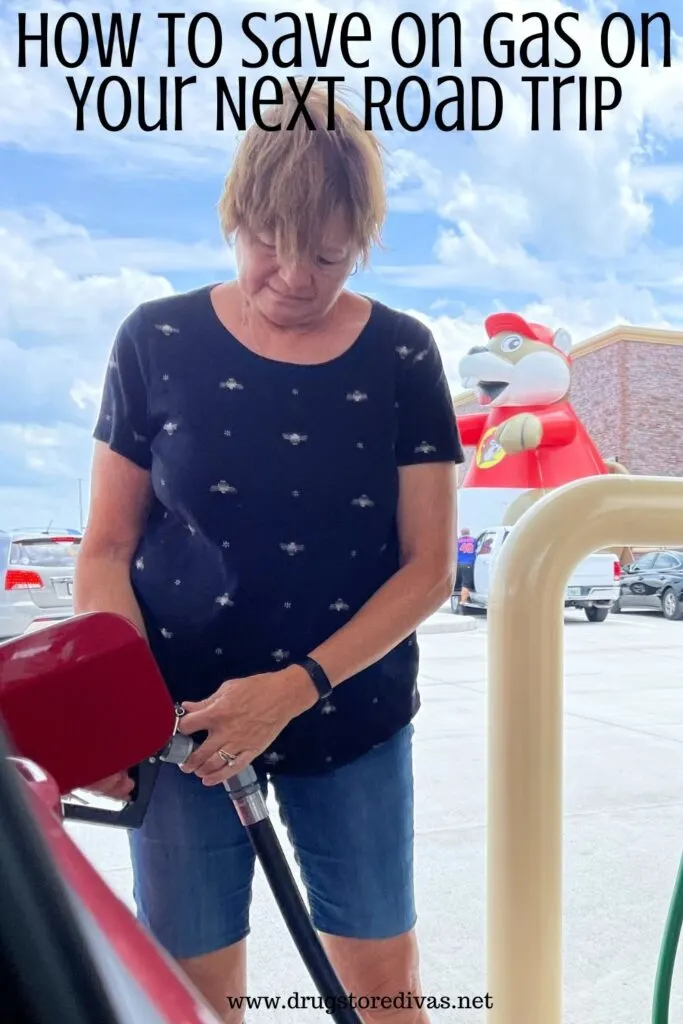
486, 474, 683, 1024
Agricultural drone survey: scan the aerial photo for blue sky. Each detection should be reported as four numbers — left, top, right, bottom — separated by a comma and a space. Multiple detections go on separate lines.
1, 0, 682, 528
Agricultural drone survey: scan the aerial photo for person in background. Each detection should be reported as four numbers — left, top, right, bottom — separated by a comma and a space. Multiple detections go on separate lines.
455, 527, 476, 609
74, 79, 463, 1023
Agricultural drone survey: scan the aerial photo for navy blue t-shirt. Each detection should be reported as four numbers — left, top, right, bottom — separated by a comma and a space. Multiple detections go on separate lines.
93, 284, 464, 775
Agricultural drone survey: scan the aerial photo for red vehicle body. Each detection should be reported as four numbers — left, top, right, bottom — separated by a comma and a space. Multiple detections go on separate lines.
15, 755, 221, 1023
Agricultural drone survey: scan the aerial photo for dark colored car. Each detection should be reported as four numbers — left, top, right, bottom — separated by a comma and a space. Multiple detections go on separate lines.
613, 549, 683, 620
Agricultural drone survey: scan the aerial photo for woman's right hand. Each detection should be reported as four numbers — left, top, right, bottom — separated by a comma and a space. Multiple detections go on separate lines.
87, 770, 135, 801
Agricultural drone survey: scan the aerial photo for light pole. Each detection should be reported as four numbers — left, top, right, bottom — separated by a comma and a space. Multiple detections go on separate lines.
77, 478, 83, 532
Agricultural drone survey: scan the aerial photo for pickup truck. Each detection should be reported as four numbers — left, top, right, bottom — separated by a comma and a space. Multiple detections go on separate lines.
452, 525, 621, 621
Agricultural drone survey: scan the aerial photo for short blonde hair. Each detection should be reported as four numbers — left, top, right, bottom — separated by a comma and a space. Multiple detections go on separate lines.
218, 80, 386, 267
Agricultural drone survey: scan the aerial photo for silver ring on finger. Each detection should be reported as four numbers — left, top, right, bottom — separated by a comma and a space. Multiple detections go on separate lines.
218, 749, 237, 764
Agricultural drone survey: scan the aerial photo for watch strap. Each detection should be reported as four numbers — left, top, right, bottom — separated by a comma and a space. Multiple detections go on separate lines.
296, 656, 333, 701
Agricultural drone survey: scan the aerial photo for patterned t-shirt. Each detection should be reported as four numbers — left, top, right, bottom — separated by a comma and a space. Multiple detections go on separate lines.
93, 284, 464, 775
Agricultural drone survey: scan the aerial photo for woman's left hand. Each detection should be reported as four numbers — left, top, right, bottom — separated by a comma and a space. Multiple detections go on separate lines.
175, 667, 315, 784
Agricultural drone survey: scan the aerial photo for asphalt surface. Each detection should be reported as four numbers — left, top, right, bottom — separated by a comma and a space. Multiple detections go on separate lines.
66, 605, 683, 1022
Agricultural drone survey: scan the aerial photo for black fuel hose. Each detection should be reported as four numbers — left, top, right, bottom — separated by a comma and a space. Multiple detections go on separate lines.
248, 817, 362, 1023
160, 731, 363, 1024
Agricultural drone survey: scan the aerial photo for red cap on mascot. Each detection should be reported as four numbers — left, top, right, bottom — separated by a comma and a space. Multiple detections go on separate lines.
484, 312, 555, 346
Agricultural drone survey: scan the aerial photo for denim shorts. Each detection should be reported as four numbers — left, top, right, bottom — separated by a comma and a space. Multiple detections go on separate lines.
128, 723, 416, 959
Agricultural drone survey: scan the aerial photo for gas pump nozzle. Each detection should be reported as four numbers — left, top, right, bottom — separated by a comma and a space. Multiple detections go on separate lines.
62, 705, 268, 830
159, 707, 267, 827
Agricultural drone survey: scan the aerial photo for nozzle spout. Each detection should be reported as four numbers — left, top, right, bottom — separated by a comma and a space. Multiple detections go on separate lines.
158, 733, 267, 826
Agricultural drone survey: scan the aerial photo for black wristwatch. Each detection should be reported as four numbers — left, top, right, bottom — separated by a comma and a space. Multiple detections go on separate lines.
295, 656, 333, 701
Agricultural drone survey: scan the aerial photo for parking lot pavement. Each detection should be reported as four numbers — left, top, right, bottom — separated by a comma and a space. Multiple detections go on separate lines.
419, 600, 479, 634
66, 609, 683, 1022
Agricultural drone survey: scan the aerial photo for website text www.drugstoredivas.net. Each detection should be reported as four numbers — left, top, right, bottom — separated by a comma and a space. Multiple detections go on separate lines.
225, 991, 494, 1014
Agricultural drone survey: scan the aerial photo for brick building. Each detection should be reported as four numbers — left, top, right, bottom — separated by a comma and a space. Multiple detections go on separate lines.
452, 325, 683, 480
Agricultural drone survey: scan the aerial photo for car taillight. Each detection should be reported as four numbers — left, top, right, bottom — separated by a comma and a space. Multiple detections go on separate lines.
613, 560, 622, 580
4, 569, 44, 591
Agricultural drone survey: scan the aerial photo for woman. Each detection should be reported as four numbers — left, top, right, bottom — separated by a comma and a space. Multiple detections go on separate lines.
75, 80, 463, 1023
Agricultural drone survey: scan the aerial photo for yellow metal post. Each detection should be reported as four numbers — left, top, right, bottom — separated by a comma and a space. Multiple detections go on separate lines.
486, 474, 683, 1024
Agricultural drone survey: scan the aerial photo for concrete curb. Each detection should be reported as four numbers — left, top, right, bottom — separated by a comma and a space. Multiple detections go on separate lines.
418, 614, 479, 635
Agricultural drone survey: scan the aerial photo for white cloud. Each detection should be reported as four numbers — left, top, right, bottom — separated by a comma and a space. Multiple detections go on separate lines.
0, 422, 93, 530
0, 335, 90, 425
0, 209, 188, 527
406, 277, 679, 401
631, 163, 683, 203
385, 149, 442, 212
373, 1, 683, 282
0, 210, 237, 352
368, 4, 683, 366
402, 307, 487, 388
2, 209, 235, 277
0, 217, 173, 347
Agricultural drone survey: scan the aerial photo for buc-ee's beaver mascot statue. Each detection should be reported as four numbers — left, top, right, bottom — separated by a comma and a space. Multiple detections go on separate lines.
455, 312, 628, 536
